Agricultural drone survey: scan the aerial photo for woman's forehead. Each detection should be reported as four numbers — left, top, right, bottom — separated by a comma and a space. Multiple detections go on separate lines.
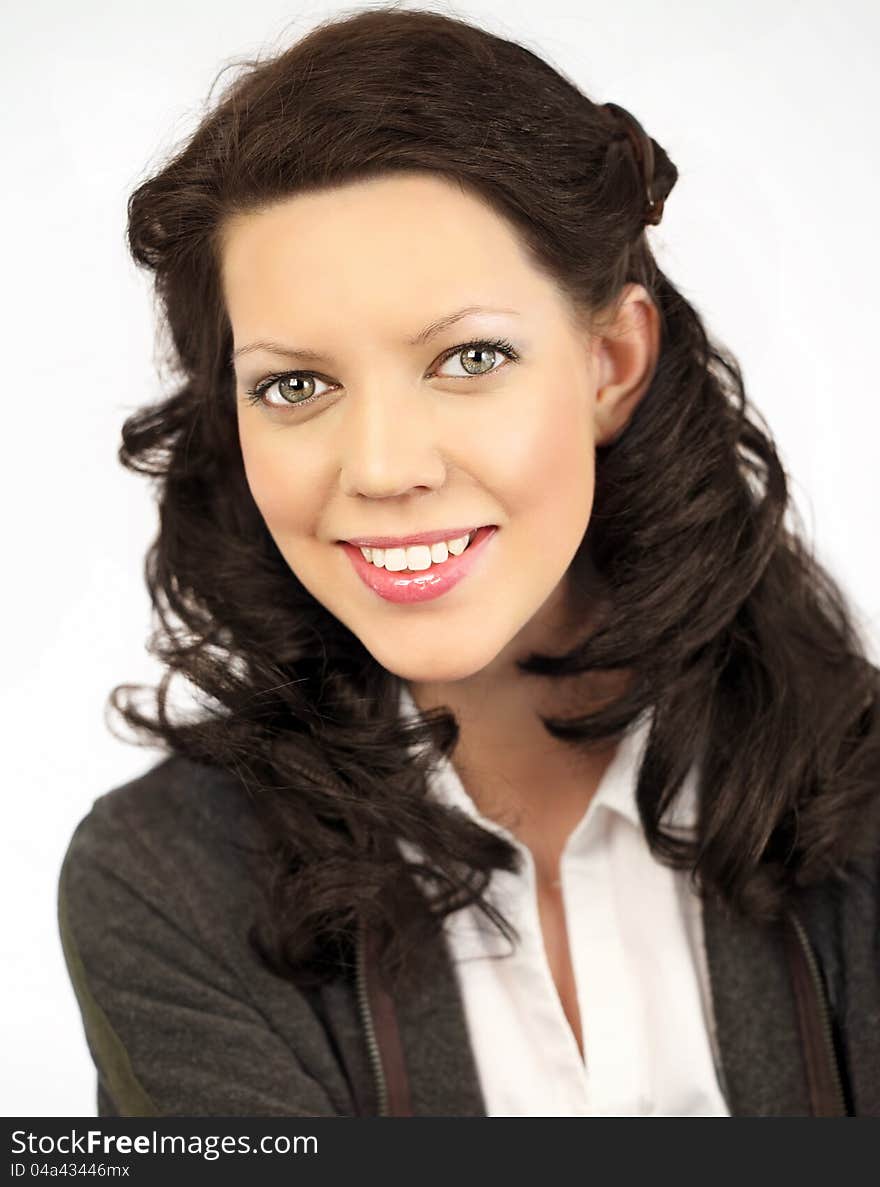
219, 175, 571, 352
221, 174, 536, 287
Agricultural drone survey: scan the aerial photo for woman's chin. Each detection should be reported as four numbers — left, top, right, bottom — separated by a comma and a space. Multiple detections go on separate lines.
366, 641, 505, 687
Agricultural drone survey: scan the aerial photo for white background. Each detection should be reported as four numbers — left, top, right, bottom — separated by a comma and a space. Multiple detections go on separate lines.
2, 0, 878, 1115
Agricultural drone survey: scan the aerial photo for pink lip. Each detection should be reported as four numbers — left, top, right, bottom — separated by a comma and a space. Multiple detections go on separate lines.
342, 525, 487, 548
339, 525, 498, 604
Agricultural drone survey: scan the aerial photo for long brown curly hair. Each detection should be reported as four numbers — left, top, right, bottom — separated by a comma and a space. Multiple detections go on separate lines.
111, 5, 880, 994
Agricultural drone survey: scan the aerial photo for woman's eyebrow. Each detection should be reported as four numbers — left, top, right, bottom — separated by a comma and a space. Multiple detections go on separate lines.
229, 305, 520, 367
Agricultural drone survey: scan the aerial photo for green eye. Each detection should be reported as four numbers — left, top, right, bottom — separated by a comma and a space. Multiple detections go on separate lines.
243, 336, 520, 413
433, 337, 519, 378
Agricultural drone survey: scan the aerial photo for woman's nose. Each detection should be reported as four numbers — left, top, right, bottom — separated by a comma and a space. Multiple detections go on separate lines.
337, 383, 447, 499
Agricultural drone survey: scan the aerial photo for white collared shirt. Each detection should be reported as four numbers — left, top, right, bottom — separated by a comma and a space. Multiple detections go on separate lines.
396, 684, 730, 1117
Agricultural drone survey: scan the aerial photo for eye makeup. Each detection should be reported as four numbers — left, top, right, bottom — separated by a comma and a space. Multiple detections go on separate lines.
242, 336, 521, 412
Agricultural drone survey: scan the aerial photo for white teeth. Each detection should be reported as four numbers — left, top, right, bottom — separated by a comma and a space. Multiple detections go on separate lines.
404, 545, 433, 570
360, 531, 477, 571
383, 548, 407, 572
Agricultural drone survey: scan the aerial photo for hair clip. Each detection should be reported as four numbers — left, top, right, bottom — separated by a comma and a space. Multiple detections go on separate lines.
600, 101, 664, 227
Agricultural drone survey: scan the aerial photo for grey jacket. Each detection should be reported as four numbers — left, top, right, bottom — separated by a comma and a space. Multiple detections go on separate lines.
57, 754, 880, 1117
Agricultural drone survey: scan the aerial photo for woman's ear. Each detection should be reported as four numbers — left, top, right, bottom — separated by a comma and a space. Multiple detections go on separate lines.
591, 283, 660, 446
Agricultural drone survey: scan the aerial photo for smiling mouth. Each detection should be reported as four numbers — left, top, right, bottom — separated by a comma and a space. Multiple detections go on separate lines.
339, 525, 498, 603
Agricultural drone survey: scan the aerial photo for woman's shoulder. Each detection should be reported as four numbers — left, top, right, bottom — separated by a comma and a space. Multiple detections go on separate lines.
58, 753, 272, 956
64, 753, 266, 876
78, 752, 260, 839
57, 753, 346, 1116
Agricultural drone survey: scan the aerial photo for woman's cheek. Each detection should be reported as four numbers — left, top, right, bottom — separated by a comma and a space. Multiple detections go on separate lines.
486, 386, 594, 511
239, 429, 310, 528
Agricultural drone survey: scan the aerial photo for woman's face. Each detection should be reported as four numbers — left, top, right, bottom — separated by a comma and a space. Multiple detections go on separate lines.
221, 171, 656, 686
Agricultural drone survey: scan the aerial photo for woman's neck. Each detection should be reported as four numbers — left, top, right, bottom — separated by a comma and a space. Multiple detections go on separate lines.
405, 664, 630, 878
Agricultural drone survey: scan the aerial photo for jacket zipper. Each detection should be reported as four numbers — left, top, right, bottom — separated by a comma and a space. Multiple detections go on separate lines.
358, 906, 846, 1117
787, 908, 847, 1116
355, 917, 389, 1117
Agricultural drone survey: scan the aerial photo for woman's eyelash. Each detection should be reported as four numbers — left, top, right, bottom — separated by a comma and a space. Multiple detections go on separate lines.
242, 337, 520, 409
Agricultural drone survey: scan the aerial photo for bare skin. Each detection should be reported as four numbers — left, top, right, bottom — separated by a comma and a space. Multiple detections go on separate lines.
411, 665, 632, 1061
222, 171, 660, 1056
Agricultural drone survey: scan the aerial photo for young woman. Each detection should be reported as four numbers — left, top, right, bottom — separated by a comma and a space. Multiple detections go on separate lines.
58, 7, 880, 1117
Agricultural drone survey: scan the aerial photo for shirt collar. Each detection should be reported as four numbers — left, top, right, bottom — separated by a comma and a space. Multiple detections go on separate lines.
398, 683, 699, 840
